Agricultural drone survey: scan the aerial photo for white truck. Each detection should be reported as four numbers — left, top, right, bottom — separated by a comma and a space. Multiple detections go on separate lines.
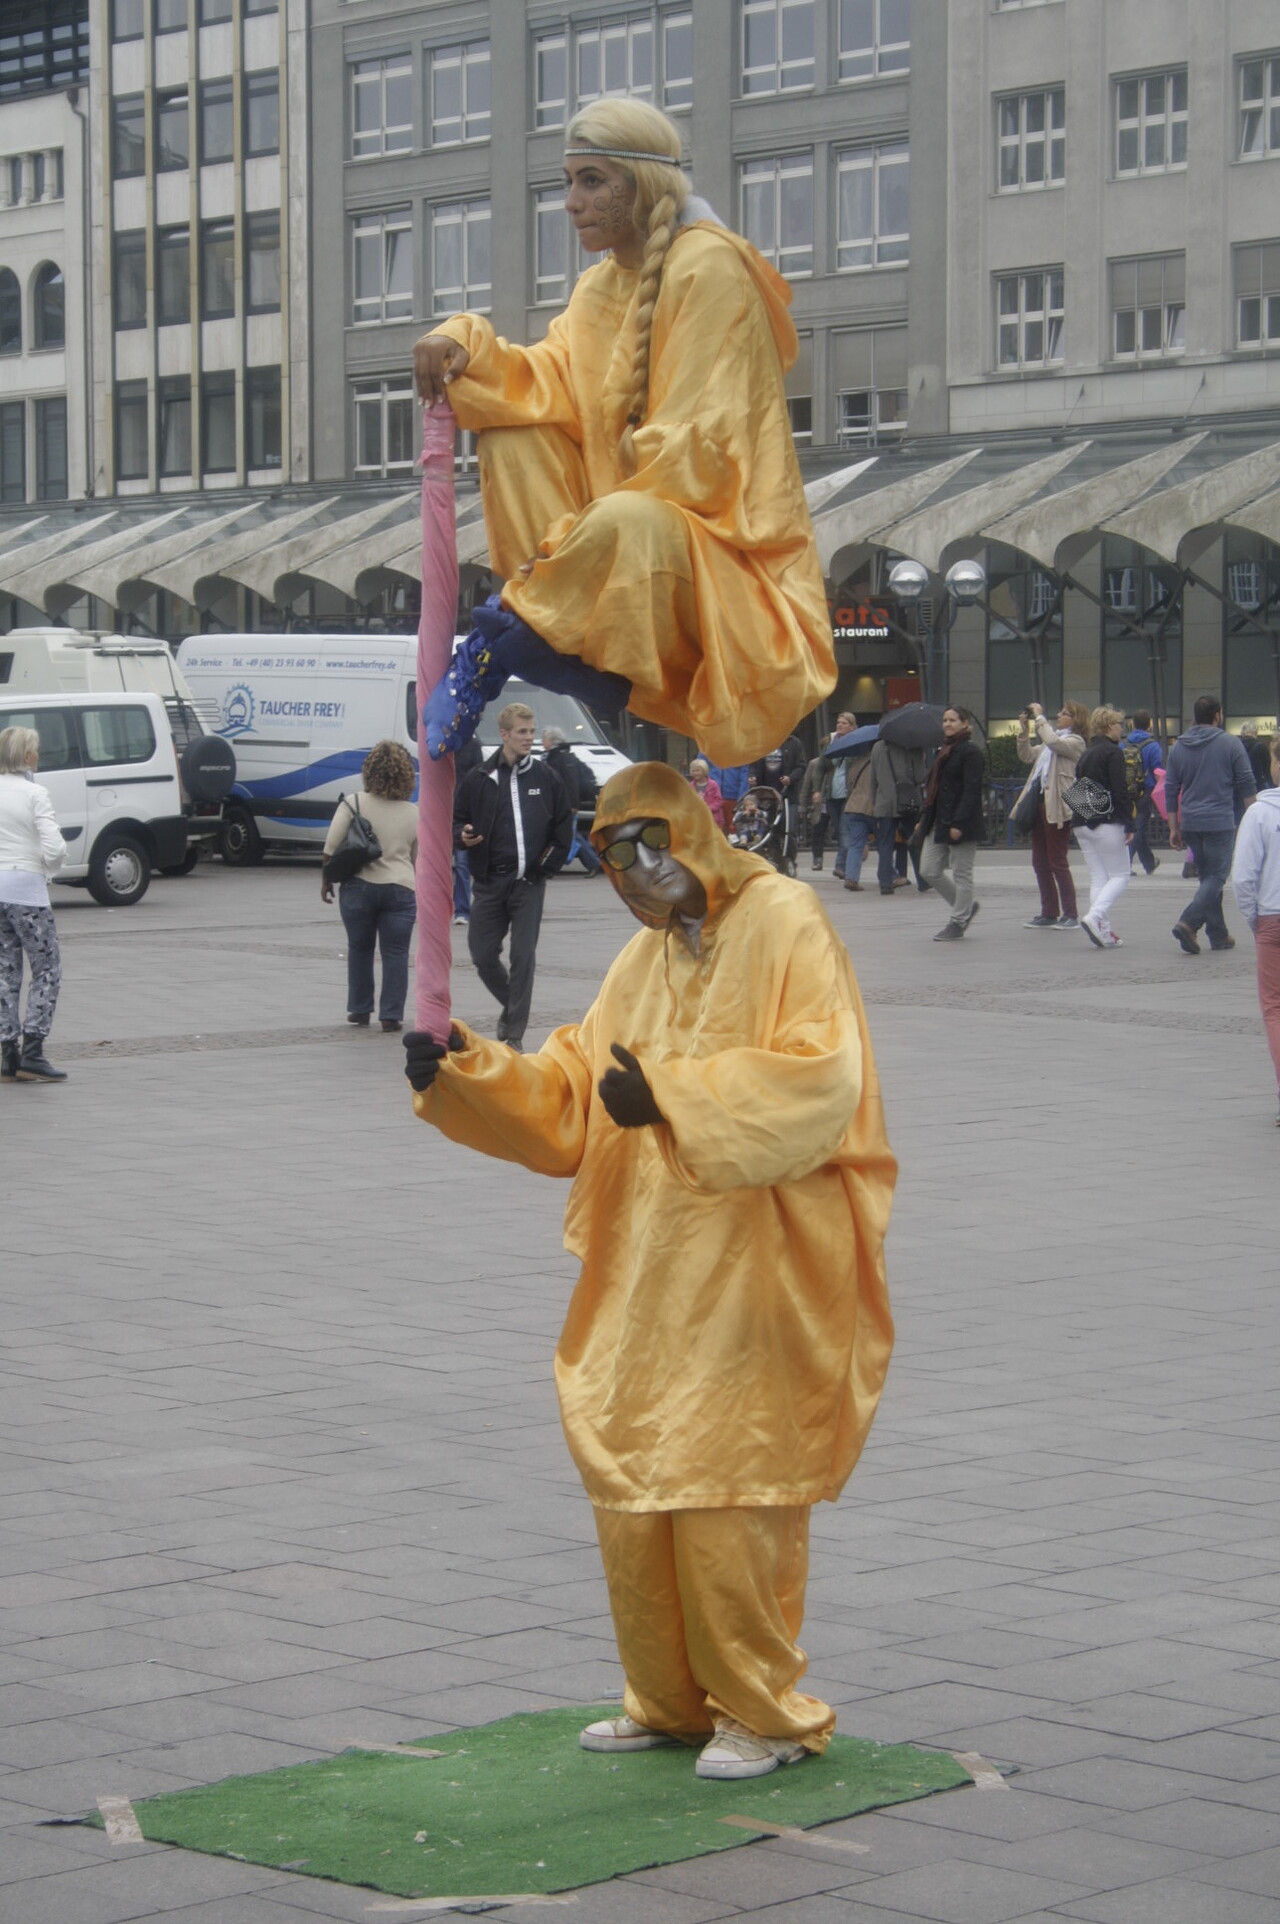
175, 633, 630, 864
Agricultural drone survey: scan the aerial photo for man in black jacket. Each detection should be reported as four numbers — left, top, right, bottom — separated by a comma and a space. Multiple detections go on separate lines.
455, 702, 573, 1049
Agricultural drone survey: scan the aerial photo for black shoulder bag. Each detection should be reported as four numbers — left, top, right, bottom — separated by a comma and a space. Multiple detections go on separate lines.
324, 794, 383, 883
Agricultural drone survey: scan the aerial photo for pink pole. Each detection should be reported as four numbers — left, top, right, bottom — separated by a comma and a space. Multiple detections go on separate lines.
414, 400, 459, 1038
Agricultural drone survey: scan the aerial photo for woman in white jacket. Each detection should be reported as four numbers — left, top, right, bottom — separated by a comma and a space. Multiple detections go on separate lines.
0, 725, 68, 1082
1231, 733, 1280, 1125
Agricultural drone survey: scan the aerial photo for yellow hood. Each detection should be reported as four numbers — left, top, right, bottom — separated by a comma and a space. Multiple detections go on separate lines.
679, 222, 800, 373
590, 760, 773, 923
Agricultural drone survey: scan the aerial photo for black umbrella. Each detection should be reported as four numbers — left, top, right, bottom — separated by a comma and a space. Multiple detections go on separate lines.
822, 723, 880, 758
878, 703, 946, 750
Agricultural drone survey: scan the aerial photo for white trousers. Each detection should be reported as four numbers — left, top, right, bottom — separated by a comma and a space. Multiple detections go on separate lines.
1077, 822, 1130, 933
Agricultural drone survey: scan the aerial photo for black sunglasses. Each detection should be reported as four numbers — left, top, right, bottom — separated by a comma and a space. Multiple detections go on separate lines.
601, 820, 672, 872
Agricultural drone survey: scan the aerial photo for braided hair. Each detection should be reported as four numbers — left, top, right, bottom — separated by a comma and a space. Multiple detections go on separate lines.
565, 100, 690, 473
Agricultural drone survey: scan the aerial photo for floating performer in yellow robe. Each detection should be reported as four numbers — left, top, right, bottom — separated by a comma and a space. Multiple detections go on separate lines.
405, 764, 895, 1781
414, 99, 835, 768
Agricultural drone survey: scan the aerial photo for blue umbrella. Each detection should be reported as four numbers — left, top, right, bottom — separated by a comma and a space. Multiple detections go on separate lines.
823, 723, 880, 757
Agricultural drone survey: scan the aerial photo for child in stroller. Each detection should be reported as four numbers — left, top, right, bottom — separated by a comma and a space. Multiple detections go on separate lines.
728, 784, 798, 876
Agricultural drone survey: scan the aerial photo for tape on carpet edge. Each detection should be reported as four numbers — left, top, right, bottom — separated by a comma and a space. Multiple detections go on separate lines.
97, 1796, 143, 1844
719, 1814, 870, 1853
951, 1751, 1008, 1790
365, 1898, 578, 1914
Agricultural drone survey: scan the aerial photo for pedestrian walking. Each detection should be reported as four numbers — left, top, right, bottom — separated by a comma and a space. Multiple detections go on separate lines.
815, 712, 856, 872
1124, 709, 1165, 874
1071, 707, 1134, 949
1015, 700, 1087, 929
686, 758, 729, 831
1239, 723, 1274, 793
1166, 695, 1257, 956
451, 737, 484, 925
321, 739, 419, 1032
455, 701, 574, 1050
839, 746, 877, 892
798, 742, 827, 863
0, 725, 68, 1083
1231, 733, 1280, 1126
917, 706, 984, 940
544, 726, 604, 874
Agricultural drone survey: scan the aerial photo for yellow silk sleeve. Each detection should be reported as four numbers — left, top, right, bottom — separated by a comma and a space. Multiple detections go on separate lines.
431, 312, 580, 437
412, 1021, 592, 1178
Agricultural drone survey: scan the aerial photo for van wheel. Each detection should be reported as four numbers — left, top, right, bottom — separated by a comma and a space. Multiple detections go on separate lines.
220, 806, 264, 866
88, 834, 151, 907
161, 846, 200, 877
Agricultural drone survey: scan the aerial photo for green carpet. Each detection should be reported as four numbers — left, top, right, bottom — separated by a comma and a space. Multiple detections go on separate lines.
85, 1706, 973, 1899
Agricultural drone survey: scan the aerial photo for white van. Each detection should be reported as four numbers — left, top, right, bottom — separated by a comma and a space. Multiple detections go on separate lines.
175, 633, 629, 864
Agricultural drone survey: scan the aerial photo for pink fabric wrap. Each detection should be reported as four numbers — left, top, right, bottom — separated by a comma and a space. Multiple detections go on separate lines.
415, 400, 459, 1037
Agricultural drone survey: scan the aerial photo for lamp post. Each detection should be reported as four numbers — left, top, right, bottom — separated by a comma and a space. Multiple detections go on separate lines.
888, 558, 987, 706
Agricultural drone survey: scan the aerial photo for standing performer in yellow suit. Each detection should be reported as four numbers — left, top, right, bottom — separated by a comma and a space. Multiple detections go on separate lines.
405, 764, 895, 1781
414, 99, 835, 768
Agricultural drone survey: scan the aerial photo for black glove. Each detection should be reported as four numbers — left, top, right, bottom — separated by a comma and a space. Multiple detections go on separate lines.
598, 1043, 665, 1129
404, 1028, 464, 1092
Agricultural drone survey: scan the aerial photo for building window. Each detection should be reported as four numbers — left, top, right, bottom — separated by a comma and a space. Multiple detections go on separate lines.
202, 373, 236, 472
0, 401, 23, 500
158, 378, 192, 477
1, 5, 89, 94
200, 78, 234, 164
354, 379, 417, 477
113, 94, 145, 179
0, 267, 19, 354
244, 0, 277, 13
739, 153, 813, 278
352, 206, 413, 324
533, 186, 585, 305
838, 0, 909, 82
111, 0, 144, 40
430, 42, 490, 146
1235, 241, 1280, 348
155, 90, 189, 172
997, 88, 1064, 190
246, 365, 281, 469
430, 199, 491, 315
33, 262, 65, 349
837, 142, 909, 269
1100, 535, 1182, 721
351, 52, 412, 158
833, 325, 908, 445
113, 231, 147, 330
245, 71, 279, 157
116, 382, 149, 480
199, 0, 232, 20
533, 10, 692, 128
1239, 55, 1280, 160
247, 211, 281, 312
155, 0, 186, 33
741, 0, 814, 95
1115, 69, 1187, 175
785, 331, 812, 445
156, 228, 190, 326
201, 219, 235, 319
1110, 253, 1185, 358
34, 399, 67, 499
996, 267, 1064, 369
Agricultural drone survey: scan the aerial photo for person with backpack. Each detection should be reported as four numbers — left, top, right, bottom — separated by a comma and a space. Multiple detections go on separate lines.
1123, 710, 1164, 876
543, 726, 604, 876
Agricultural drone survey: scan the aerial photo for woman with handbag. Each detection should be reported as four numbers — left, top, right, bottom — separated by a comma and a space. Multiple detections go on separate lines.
1069, 707, 1134, 949
321, 740, 418, 1031
1014, 701, 1088, 930
917, 707, 986, 941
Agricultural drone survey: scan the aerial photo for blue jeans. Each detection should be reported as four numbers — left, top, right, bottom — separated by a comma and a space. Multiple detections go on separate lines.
453, 852, 472, 918
570, 830, 603, 874
839, 811, 874, 882
1131, 796, 1157, 873
874, 816, 898, 891
1179, 828, 1235, 943
339, 878, 416, 1022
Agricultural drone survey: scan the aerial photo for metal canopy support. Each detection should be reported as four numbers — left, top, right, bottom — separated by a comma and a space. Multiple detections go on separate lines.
1102, 440, 1280, 563
982, 435, 1206, 572
879, 443, 1086, 573
812, 449, 982, 574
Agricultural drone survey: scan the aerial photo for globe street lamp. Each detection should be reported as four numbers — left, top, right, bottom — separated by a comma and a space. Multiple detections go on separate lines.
887, 557, 988, 705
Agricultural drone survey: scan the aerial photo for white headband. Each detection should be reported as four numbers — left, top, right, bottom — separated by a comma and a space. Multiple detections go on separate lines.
564, 145, 684, 166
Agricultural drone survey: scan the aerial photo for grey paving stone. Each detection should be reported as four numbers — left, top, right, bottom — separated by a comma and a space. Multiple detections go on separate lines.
1054, 1876, 1280, 1923
1183, 1844, 1280, 1898
632, 1841, 865, 1905
838, 1857, 1089, 1922
966, 1824, 1213, 1887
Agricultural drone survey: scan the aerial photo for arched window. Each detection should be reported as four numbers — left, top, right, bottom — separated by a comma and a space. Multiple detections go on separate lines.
33, 263, 64, 351
0, 269, 20, 355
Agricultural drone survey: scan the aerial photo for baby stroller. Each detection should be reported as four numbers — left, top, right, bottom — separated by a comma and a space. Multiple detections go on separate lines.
728, 785, 797, 877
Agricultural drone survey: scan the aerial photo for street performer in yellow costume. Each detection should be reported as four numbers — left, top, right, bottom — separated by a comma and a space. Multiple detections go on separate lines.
404, 763, 895, 1781
415, 99, 835, 768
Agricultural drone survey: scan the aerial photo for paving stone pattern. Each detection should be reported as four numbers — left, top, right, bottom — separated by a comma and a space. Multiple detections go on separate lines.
2, 849, 1278, 1922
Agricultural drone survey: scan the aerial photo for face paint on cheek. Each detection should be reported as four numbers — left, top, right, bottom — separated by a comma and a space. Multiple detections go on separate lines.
590, 183, 634, 237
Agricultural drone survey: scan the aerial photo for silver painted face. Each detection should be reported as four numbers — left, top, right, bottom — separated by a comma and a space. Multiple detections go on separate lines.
602, 820, 707, 928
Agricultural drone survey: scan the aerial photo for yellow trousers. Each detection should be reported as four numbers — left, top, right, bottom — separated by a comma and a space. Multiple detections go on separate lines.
478, 423, 700, 728
593, 1504, 835, 1753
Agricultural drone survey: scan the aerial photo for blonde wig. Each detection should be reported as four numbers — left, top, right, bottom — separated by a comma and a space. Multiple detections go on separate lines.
565, 99, 689, 472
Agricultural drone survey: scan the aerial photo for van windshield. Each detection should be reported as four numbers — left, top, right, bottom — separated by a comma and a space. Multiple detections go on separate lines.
475, 682, 609, 748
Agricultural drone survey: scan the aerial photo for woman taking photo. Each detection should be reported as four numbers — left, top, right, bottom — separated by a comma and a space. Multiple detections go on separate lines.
917, 707, 985, 941
0, 725, 68, 1082
1071, 706, 1134, 949
321, 741, 418, 1032
413, 98, 832, 767
1015, 700, 1088, 929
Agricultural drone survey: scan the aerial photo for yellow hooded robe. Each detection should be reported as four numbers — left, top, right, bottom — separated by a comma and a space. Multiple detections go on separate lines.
432, 225, 836, 766
414, 764, 895, 1514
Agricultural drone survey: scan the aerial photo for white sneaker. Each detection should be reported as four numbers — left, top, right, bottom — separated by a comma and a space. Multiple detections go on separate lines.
1105, 931, 1123, 947
694, 1719, 807, 1781
1080, 911, 1106, 949
579, 1714, 678, 1753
